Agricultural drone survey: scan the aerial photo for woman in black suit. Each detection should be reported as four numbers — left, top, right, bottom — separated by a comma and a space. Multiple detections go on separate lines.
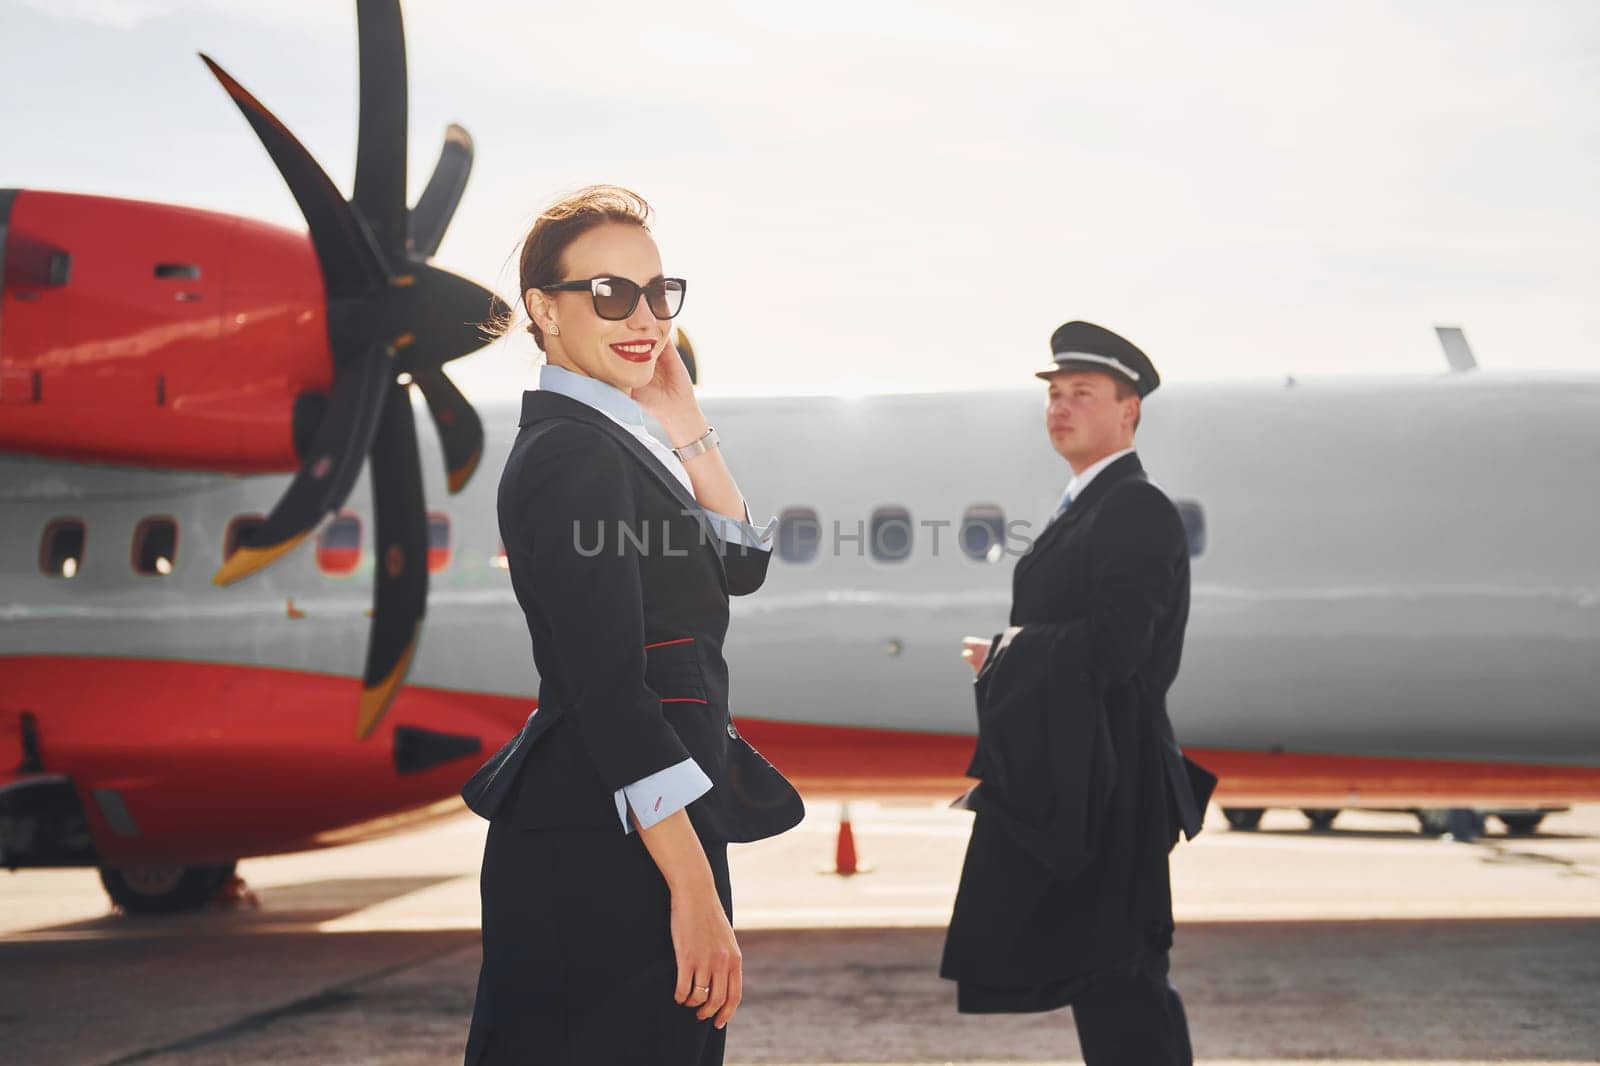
461, 186, 803, 1065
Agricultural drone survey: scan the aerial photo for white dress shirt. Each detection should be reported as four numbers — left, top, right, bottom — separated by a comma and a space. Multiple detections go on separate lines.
533, 362, 776, 833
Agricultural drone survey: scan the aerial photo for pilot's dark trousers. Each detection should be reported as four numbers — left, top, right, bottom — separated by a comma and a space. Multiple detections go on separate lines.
465, 817, 731, 1065
1070, 951, 1193, 1066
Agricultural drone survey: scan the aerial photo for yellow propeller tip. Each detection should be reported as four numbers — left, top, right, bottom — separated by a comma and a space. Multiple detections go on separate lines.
356, 634, 420, 739
446, 452, 482, 495
211, 532, 309, 586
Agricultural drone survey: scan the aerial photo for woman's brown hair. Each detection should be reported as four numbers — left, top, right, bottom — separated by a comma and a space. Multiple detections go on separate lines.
487, 184, 654, 351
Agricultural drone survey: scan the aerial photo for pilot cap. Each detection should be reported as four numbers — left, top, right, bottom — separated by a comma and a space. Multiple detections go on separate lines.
1035, 320, 1160, 398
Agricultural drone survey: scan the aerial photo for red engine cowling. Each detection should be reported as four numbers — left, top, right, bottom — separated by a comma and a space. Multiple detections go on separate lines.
0, 189, 331, 472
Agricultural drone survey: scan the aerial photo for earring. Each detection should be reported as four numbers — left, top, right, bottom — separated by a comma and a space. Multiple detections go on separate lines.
549, 325, 559, 336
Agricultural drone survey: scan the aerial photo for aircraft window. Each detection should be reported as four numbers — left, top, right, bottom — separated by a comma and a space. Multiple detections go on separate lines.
777, 508, 821, 564
39, 518, 85, 578
427, 512, 451, 573
223, 514, 265, 558
491, 539, 509, 570
1176, 499, 1206, 558
317, 511, 363, 575
131, 517, 178, 576
154, 263, 201, 280
870, 506, 913, 562
960, 505, 1007, 563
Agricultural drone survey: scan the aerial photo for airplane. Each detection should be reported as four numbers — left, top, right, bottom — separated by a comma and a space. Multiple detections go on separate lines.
4, 2, 1597, 915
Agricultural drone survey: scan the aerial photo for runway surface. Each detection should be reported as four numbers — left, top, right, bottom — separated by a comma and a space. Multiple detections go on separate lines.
3, 803, 1598, 1065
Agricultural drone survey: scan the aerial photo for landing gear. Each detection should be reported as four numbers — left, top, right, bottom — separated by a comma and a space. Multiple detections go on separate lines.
1214, 806, 1562, 838
1498, 813, 1546, 836
1223, 807, 1265, 831
1413, 809, 1451, 836
1413, 808, 1487, 841
1302, 808, 1339, 831
98, 861, 237, 915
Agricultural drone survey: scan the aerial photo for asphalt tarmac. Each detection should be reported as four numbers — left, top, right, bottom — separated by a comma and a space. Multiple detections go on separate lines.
3, 803, 1597, 1065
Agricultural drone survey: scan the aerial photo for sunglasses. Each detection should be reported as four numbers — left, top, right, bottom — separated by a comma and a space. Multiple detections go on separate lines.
540, 275, 687, 321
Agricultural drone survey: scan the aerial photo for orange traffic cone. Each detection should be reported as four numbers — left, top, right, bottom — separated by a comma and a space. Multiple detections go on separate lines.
823, 801, 871, 876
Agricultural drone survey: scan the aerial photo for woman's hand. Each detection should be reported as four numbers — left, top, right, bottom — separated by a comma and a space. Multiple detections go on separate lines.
670, 879, 743, 1029
632, 333, 700, 429
633, 332, 750, 522
635, 808, 742, 1029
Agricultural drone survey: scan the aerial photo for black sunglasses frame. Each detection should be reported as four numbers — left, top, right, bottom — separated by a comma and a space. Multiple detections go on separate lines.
540, 275, 687, 321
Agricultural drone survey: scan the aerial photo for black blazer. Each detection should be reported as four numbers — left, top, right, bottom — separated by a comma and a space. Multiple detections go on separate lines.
460, 389, 804, 845
941, 452, 1215, 1004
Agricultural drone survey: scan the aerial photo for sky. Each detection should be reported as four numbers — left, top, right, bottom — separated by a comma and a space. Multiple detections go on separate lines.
2, 0, 1597, 400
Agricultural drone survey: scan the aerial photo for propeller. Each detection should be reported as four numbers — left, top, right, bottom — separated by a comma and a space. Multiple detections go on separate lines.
207, 0, 508, 738
410, 125, 474, 259
675, 327, 699, 385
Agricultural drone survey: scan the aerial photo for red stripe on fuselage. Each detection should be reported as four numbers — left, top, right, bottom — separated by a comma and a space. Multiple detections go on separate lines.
728, 718, 1600, 805
4, 655, 1595, 867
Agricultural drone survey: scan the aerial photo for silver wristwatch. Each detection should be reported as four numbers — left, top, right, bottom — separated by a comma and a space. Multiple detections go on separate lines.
671, 425, 720, 462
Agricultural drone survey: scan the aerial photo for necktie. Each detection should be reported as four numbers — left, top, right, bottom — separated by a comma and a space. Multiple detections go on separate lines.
1049, 490, 1074, 527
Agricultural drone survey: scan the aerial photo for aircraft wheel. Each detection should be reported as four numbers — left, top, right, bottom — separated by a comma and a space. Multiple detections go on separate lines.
1414, 809, 1450, 836
1498, 813, 1545, 837
98, 861, 237, 915
1223, 808, 1265, 831
1302, 808, 1339, 832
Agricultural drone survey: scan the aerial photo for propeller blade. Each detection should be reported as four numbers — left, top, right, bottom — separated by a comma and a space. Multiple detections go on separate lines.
200, 55, 387, 299
413, 368, 483, 494
352, 0, 409, 262
676, 327, 699, 384
400, 264, 506, 369
357, 380, 428, 739
409, 124, 474, 259
212, 344, 393, 586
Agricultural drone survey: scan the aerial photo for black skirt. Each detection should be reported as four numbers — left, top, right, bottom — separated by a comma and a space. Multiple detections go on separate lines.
465, 818, 732, 1065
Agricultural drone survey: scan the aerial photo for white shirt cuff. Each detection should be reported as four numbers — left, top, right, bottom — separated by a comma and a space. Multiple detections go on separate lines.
703, 499, 776, 550
614, 756, 714, 833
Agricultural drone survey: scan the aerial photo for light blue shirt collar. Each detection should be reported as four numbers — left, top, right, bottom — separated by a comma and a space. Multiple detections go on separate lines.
537, 363, 644, 427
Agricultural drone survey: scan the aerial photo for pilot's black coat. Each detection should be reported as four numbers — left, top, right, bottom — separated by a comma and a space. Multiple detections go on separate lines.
940, 452, 1215, 1010
461, 388, 803, 1065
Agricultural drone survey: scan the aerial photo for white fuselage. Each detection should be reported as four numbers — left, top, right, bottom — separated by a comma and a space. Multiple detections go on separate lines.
3, 372, 1597, 767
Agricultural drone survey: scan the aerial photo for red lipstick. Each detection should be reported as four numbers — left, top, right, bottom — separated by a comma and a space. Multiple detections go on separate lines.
610, 340, 657, 363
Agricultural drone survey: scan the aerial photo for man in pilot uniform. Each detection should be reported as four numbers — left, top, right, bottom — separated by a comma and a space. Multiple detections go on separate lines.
940, 321, 1213, 1065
